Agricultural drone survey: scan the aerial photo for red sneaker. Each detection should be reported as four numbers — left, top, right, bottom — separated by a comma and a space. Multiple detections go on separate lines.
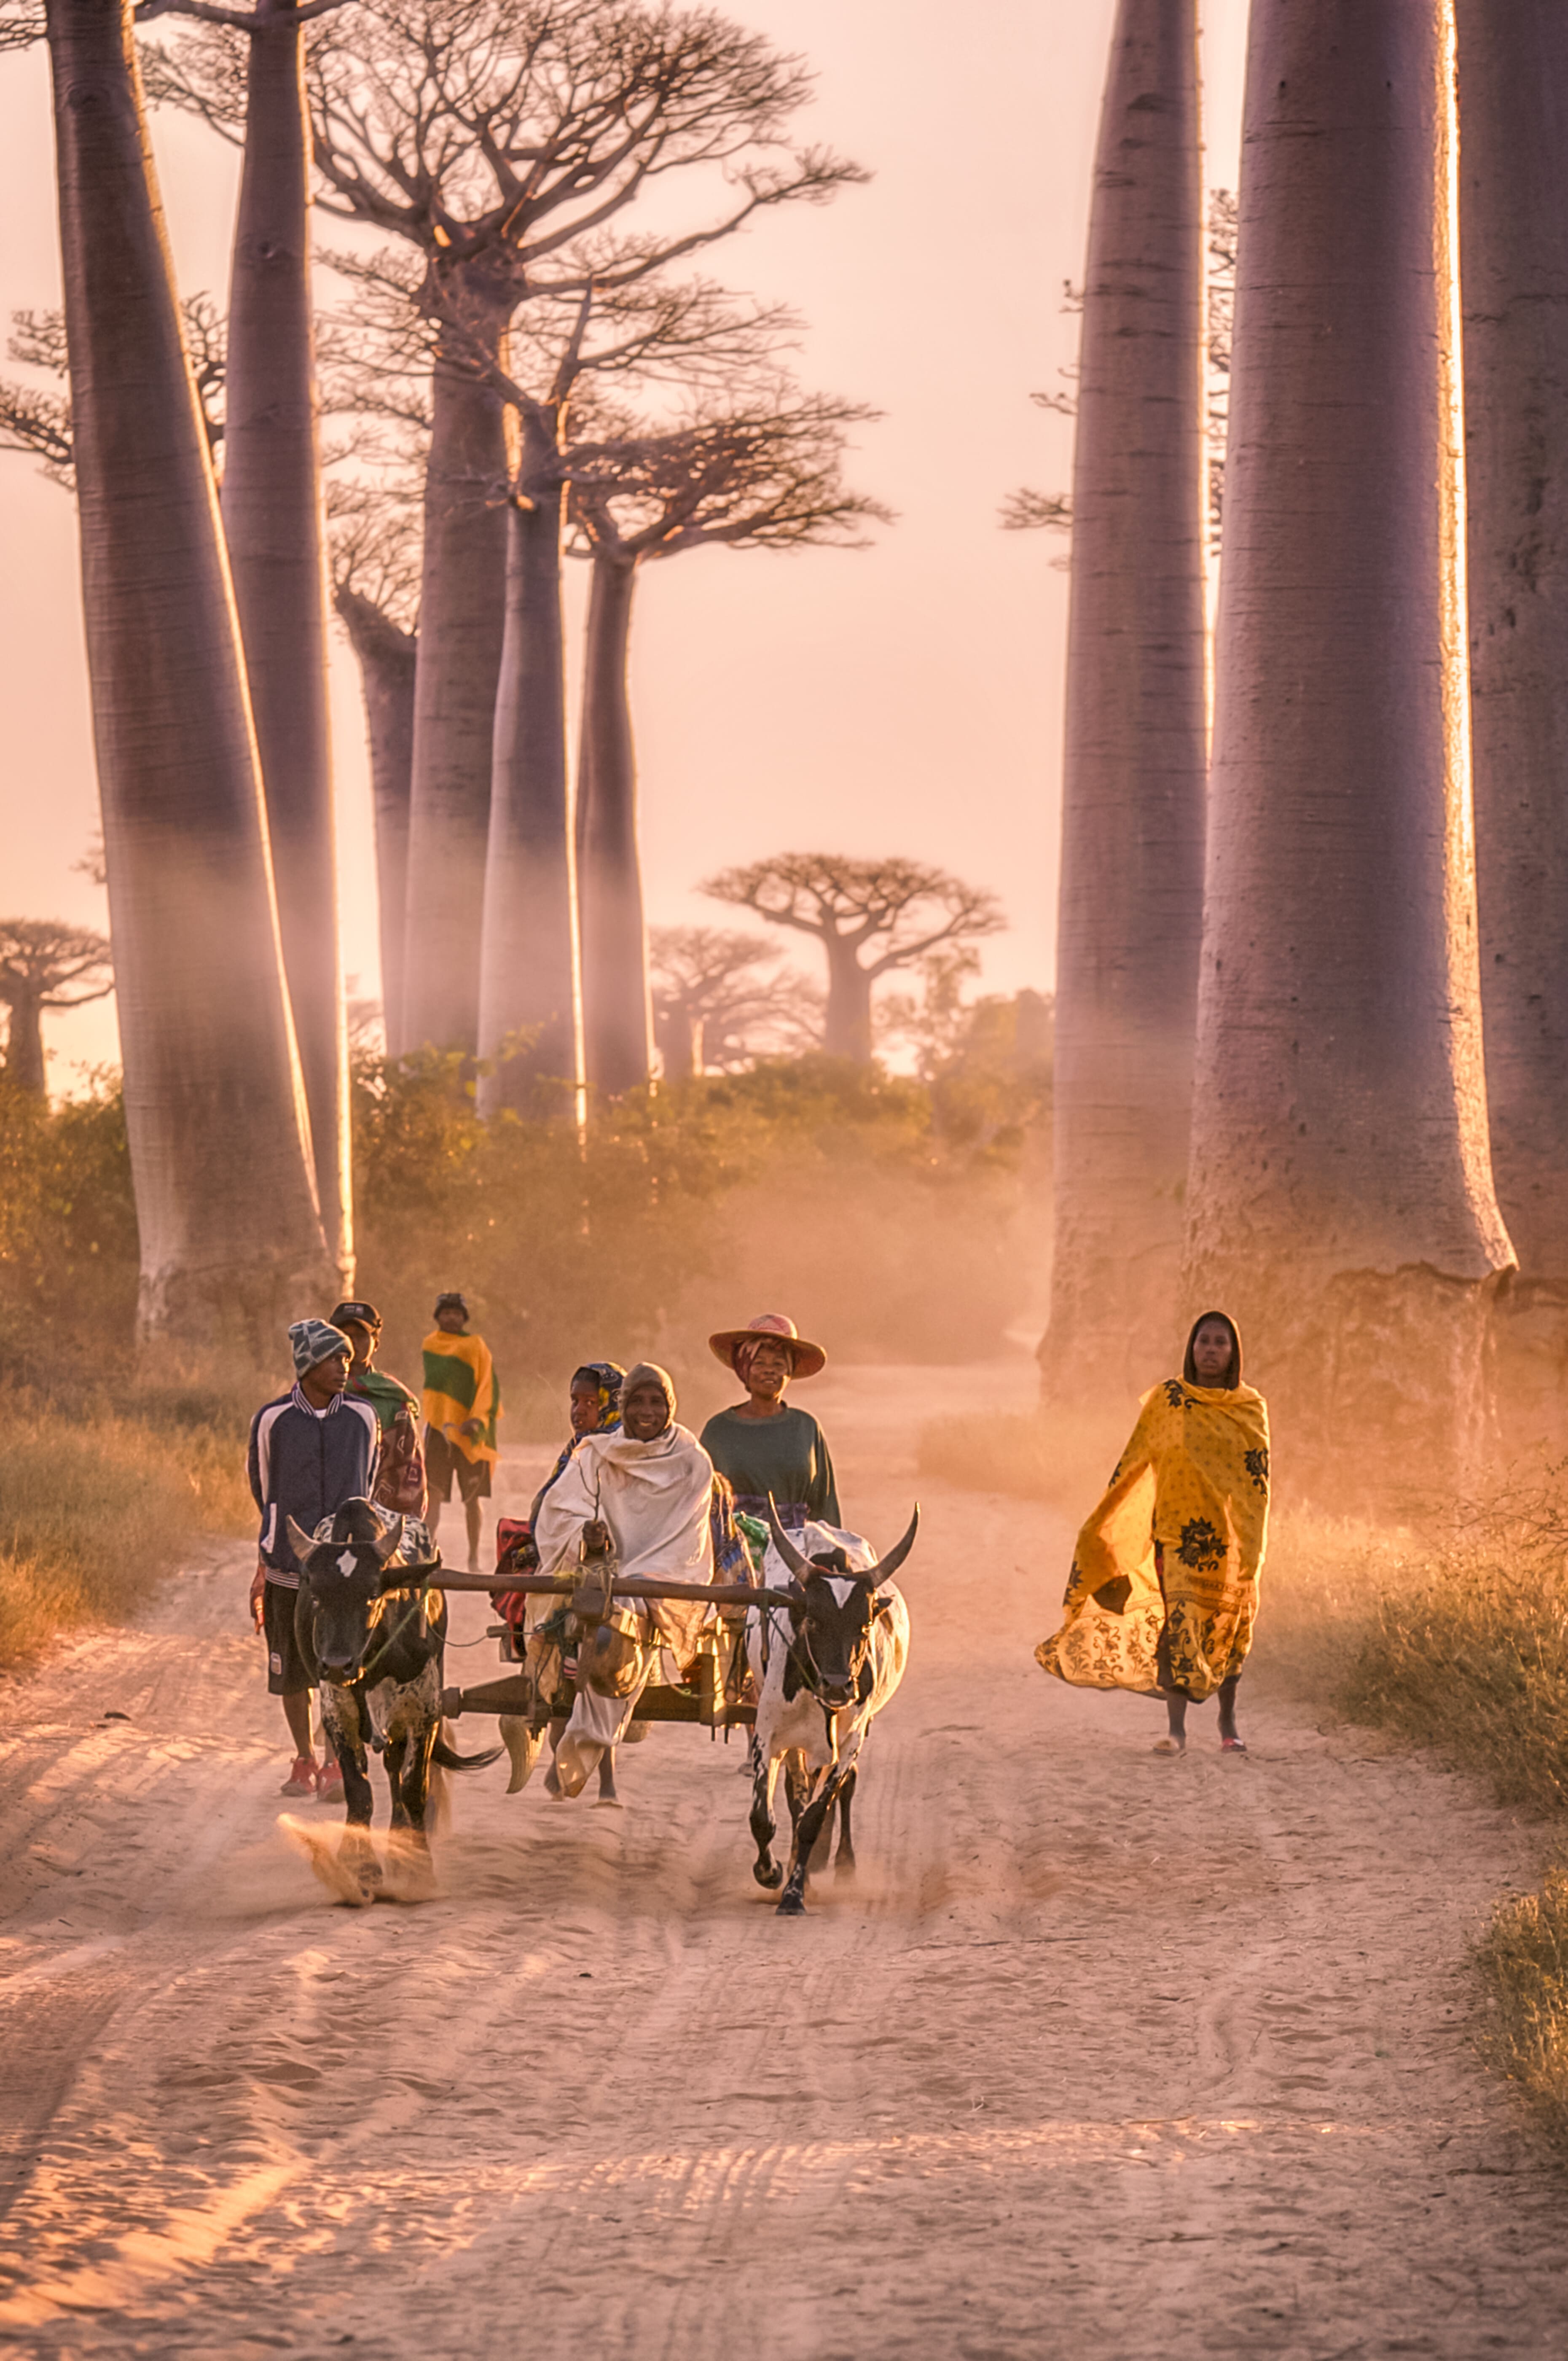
279, 1755, 318, 1798
316, 1760, 345, 1804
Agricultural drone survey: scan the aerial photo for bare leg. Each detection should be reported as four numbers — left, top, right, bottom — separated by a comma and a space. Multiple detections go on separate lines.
282, 1689, 314, 1759
595, 1748, 620, 1806
427, 1499, 443, 1545
544, 1713, 567, 1798
1218, 1673, 1244, 1748
1154, 1693, 1187, 1755
465, 1495, 483, 1572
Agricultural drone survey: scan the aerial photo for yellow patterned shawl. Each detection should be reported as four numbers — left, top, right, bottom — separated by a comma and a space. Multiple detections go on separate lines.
1035, 1379, 1270, 1702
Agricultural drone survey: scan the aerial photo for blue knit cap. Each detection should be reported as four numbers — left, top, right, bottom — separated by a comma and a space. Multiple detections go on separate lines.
289, 1318, 353, 1377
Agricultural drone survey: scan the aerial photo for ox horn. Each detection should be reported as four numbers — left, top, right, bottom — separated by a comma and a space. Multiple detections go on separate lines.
764, 1494, 811, 1581
868, 1504, 920, 1582
285, 1514, 318, 1566
371, 1514, 406, 1565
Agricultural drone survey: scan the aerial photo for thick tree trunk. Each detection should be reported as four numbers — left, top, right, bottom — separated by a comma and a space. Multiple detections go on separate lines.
822, 939, 873, 1062
1187, 0, 1512, 1488
1456, 0, 1568, 1439
658, 1008, 701, 1080
44, 0, 329, 1342
399, 300, 510, 1054
221, 0, 349, 1281
336, 588, 416, 1054
475, 418, 579, 1116
1040, 0, 1207, 1404
1, 989, 46, 1095
575, 554, 652, 1098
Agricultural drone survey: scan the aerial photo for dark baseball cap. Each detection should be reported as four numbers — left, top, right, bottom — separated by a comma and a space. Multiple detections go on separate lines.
330, 1299, 382, 1331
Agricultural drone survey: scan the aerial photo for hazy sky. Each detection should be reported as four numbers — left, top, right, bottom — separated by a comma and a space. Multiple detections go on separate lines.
0, 0, 1248, 1088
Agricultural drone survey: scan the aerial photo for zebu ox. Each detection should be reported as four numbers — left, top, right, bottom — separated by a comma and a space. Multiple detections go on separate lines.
288, 1500, 499, 1897
748, 1500, 916, 1917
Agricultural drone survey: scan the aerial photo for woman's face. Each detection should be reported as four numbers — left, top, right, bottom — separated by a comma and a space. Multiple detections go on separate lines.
622, 1382, 671, 1441
744, 1338, 792, 1401
570, 1377, 602, 1437
1192, 1320, 1235, 1385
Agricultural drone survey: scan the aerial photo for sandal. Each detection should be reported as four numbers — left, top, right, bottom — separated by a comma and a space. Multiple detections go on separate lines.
1220, 1735, 1248, 1753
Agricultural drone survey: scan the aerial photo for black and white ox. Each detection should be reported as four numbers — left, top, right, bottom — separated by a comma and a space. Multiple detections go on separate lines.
747, 1500, 916, 1917
288, 1499, 499, 1897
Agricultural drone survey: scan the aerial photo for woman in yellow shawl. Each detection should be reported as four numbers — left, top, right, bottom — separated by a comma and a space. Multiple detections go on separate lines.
1035, 1312, 1269, 1754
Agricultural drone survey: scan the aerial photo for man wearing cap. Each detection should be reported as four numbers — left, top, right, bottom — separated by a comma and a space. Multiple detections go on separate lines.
247, 1319, 382, 1799
421, 1292, 500, 1572
701, 1313, 840, 1530
331, 1299, 427, 1518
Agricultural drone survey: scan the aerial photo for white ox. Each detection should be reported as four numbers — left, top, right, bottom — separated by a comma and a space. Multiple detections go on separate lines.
746, 1503, 916, 1916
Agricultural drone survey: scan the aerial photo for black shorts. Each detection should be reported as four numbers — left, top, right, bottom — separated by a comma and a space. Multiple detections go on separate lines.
425, 1426, 492, 1504
263, 1579, 312, 1696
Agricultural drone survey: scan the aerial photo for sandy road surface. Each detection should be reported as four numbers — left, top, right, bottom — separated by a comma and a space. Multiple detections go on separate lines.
0, 1363, 1565, 2360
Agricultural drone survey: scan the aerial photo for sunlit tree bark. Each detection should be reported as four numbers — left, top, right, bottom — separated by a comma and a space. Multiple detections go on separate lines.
334, 587, 416, 1051
42, 0, 329, 1338
574, 550, 650, 1097
1456, 0, 1568, 1435
1040, 0, 1208, 1405
1187, 0, 1512, 1484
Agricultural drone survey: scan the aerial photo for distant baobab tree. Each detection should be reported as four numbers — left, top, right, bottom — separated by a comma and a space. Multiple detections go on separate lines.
1036, 0, 1209, 1401
152, 0, 863, 1060
1456, 0, 1568, 1417
570, 391, 888, 1100
649, 925, 819, 1078
0, 920, 113, 1095
701, 855, 1004, 1065
1188, 0, 1512, 1482
0, 0, 331, 1336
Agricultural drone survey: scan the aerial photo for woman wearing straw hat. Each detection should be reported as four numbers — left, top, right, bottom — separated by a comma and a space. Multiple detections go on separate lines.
701, 1314, 840, 1531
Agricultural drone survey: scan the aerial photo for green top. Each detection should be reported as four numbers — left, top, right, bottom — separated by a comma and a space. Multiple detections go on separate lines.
347, 1366, 419, 1430
699, 1404, 840, 1525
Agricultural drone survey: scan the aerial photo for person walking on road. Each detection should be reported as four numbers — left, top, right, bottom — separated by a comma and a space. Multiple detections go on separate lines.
1035, 1310, 1270, 1754
247, 1319, 381, 1799
421, 1292, 500, 1571
701, 1313, 840, 1529
332, 1297, 427, 1518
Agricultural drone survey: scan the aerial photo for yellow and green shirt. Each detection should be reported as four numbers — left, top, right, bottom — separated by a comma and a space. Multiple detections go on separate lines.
421, 1330, 501, 1465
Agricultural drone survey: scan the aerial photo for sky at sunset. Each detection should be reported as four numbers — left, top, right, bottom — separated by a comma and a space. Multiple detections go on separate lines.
0, 0, 1248, 1089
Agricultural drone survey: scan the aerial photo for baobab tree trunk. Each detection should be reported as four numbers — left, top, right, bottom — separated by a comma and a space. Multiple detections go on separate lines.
475, 416, 579, 1116
222, 0, 350, 1282
1187, 0, 1512, 1488
400, 296, 510, 1054
1, 989, 46, 1095
822, 938, 873, 1062
1040, 0, 1207, 1405
44, 0, 330, 1341
659, 1009, 701, 1081
575, 553, 652, 1099
336, 588, 415, 1054
1456, 0, 1568, 1441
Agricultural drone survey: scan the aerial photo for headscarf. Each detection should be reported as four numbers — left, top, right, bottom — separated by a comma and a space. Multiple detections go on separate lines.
573, 1361, 626, 1427
534, 1396, 715, 1652
1182, 1309, 1242, 1390
620, 1361, 677, 1429
289, 1318, 352, 1377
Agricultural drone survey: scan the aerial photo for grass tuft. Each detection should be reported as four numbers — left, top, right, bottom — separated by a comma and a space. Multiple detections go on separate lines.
1478, 1870, 1568, 2151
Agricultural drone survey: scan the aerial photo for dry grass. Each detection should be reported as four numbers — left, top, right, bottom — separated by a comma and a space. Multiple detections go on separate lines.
0, 1379, 253, 1669
1477, 1869, 1568, 2150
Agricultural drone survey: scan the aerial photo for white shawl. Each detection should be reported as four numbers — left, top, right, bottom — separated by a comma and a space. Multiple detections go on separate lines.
534, 1422, 716, 1652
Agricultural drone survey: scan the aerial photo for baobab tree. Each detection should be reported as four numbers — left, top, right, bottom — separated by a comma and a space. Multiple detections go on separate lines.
701, 855, 1004, 1064
260, 0, 859, 1057
0, 293, 226, 479
1188, 0, 1512, 1480
0, 0, 331, 1337
329, 485, 420, 1050
1456, 0, 1568, 1430
142, 0, 352, 1279
649, 924, 818, 1077
1030, 0, 1208, 1402
0, 920, 113, 1094
570, 392, 886, 1098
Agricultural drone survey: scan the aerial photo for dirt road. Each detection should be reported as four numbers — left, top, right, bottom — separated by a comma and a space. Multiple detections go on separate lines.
1, 1363, 1565, 2359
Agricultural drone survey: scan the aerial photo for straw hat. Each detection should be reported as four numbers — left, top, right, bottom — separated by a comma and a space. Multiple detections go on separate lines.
707, 1312, 827, 1382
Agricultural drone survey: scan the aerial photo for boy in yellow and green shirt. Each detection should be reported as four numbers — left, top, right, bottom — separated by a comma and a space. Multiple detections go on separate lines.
421, 1291, 501, 1570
